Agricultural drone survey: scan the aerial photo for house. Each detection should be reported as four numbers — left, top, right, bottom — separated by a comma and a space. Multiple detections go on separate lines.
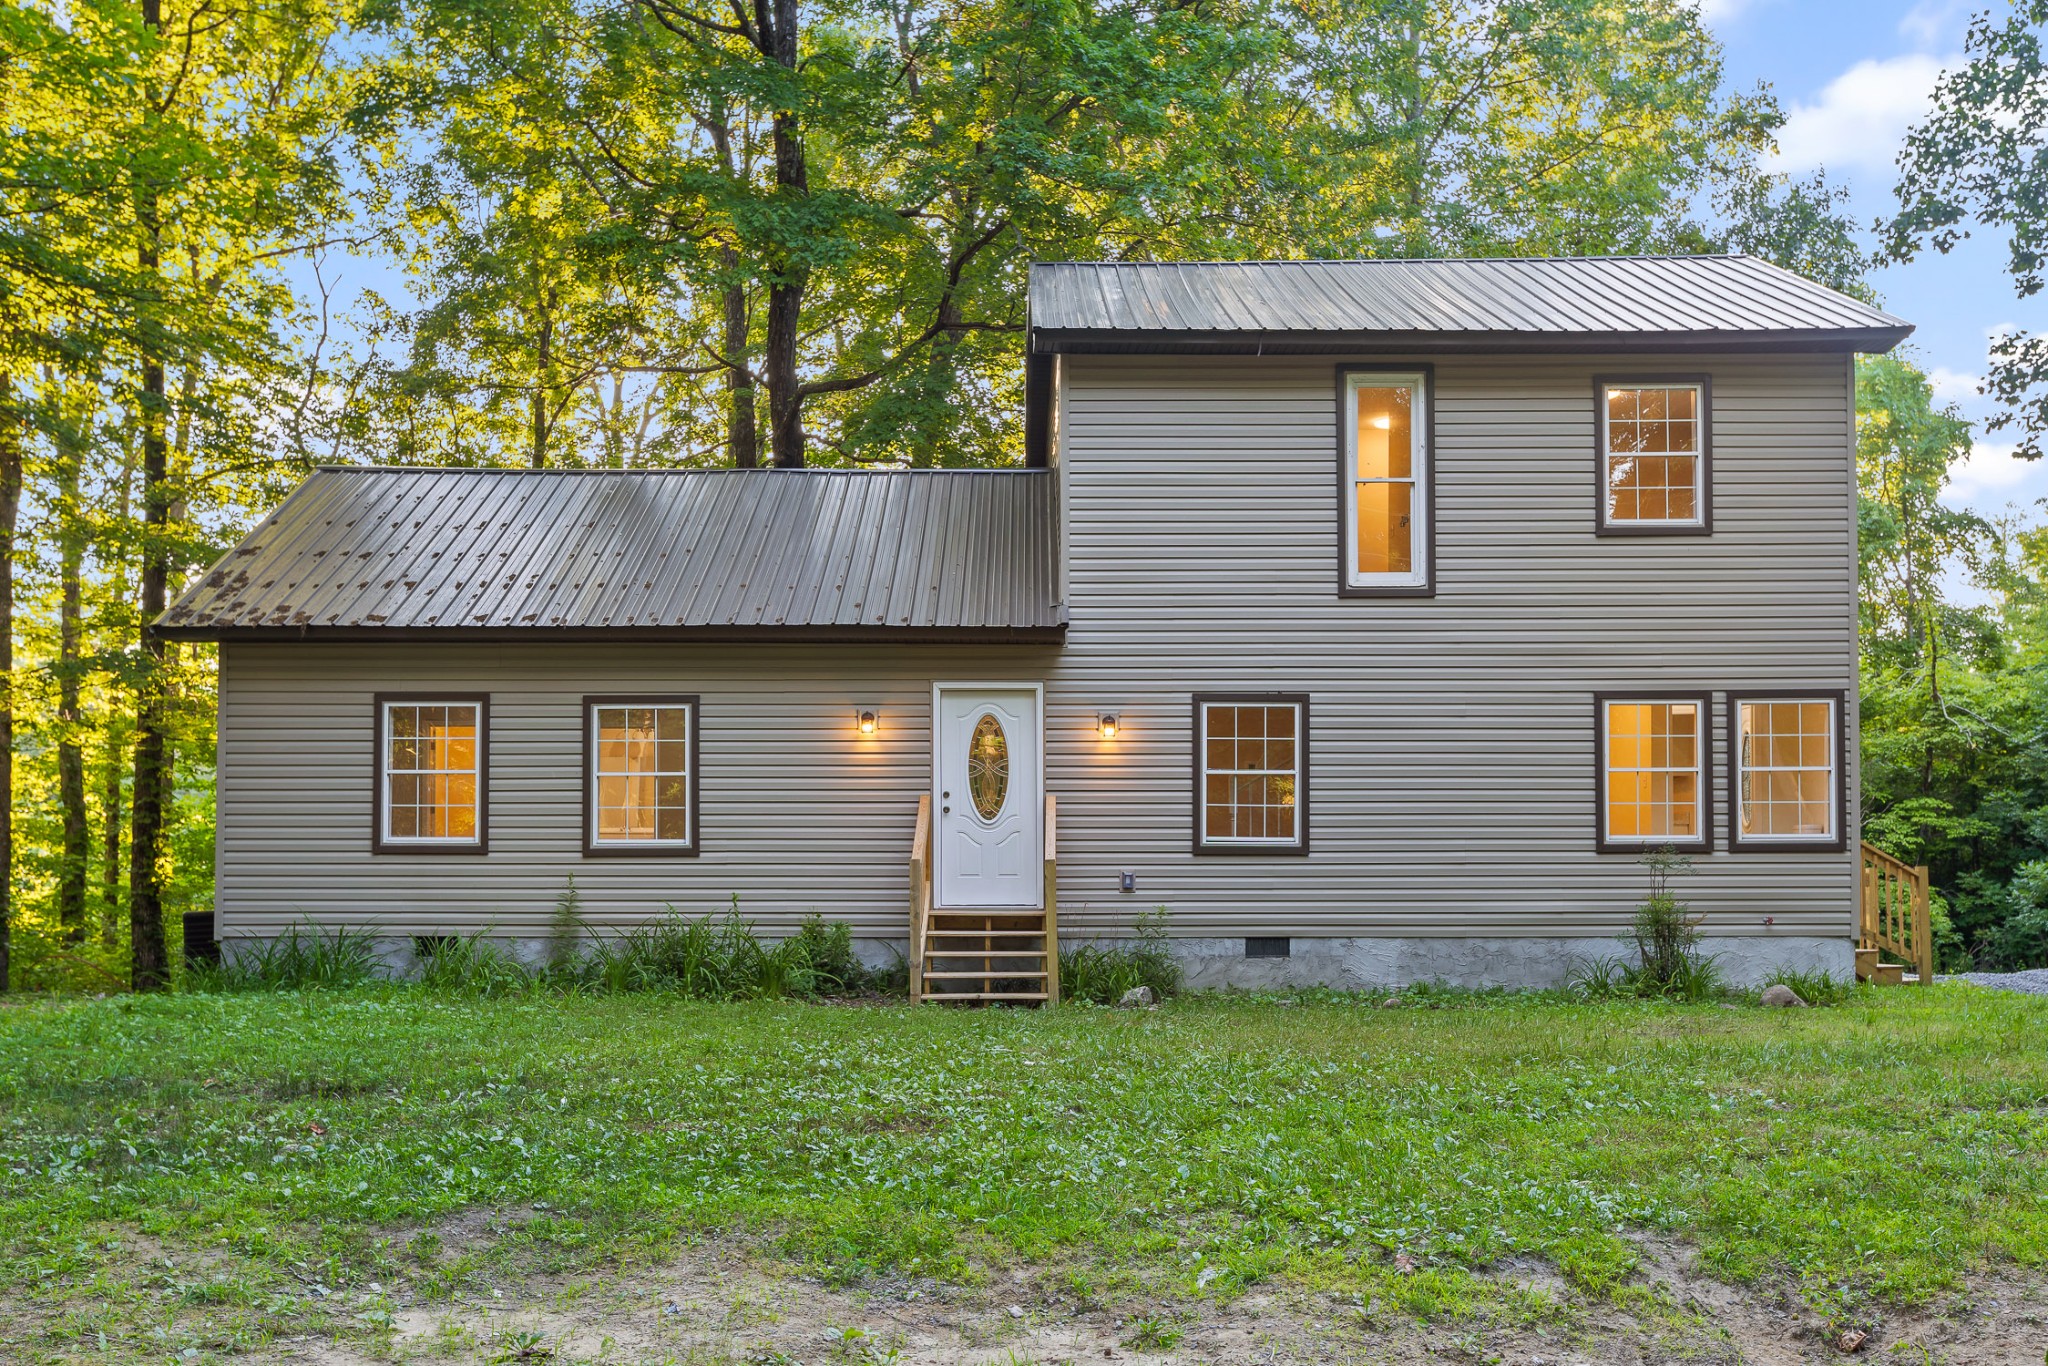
158, 255, 1912, 994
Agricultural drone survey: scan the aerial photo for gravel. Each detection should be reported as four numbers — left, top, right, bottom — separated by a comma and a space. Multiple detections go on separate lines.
1949, 969, 2048, 996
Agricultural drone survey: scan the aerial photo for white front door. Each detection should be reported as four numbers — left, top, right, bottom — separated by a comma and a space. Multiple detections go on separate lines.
934, 684, 1043, 908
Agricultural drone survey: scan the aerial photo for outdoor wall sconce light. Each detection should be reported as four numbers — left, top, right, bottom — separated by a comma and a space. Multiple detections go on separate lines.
857, 709, 879, 736
1097, 712, 1120, 739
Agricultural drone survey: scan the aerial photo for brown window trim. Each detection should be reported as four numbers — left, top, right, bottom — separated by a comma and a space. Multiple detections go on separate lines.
1726, 690, 1848, 854
1593, 690, 1713, 855
1192, 692, 1311, 856
1592, 374, 1713, 537
582, 694, 701, 858
372, 693, 490, 855
1336, 363, 1436, 598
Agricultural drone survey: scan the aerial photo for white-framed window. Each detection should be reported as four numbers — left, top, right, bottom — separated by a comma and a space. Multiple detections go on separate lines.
1732, 694, 1842, 849
1597, 695, 1708, 851
1342, 369, 1429, 591
1195, 694, 1308, 853
1597, 380, 1709, 531
585, 697, 697, 854
376, 697, 485, 851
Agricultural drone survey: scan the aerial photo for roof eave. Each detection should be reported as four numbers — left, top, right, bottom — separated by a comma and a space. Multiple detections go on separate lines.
1030, 325, 1915, 355
150, 621, 1069, 645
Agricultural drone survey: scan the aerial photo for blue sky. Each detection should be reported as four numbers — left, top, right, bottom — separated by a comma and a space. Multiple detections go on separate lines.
1708, 0, 2047, 528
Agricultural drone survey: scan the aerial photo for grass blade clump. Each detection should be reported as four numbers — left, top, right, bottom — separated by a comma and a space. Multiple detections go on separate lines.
415, 932, 535, 997
576, 901, 871, 1000
189, 922, 380, 992
1061, 907, 1182, 1004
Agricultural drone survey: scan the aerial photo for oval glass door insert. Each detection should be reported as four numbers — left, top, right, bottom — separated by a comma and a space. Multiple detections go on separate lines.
967, 713, 1009, 821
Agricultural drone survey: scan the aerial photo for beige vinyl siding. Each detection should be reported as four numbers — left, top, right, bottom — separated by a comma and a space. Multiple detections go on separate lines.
215, 351, 1857, 944
1047, 352, 1856, 941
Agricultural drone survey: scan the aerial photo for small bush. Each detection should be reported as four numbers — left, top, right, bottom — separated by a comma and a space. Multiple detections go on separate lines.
1061, 907, 1182, 1004
1564, 853, 1727, 1003
190, 923, 380, 992
1628, 846, 1711, 993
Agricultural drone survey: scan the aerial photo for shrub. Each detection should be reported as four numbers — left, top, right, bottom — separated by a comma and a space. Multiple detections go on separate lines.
1563, 851, 1726, 1002
1628, 846, 1710, 992
190, 923, 380, 992
1061, 907, 1182, 1004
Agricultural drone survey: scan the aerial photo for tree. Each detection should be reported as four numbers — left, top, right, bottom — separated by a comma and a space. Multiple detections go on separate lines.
1889, 0, 2048, 457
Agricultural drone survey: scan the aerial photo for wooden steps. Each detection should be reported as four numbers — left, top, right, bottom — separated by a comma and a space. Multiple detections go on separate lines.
907, 793, 1060, 1007
1858, 846, 1932, 987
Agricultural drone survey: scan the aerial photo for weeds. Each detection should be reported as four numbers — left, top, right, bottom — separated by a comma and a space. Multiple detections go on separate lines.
191, 901, 875, 1001
1061, 907, 1182, 1004
185, 922, 380, 991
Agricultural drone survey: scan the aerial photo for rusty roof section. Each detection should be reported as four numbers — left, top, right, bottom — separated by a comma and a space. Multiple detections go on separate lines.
157, 467, 1065, 641
1029, 255, 1912, 353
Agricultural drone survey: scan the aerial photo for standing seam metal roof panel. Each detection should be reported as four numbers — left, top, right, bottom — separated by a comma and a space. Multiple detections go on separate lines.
1028, 256, 1911, 349
157, 468, 1064, 639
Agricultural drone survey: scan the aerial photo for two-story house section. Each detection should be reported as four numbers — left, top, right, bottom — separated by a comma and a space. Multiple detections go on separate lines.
159, 255, 1911, 993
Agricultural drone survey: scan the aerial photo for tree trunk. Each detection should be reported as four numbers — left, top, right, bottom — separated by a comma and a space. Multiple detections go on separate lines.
56, 412, 88, 941
530, 299, 553, 469
100, 730, 125, 948
724, 265, 758, 468
130, 0, 172, 990
0, 374, 19, 992
763, 0, 809, 468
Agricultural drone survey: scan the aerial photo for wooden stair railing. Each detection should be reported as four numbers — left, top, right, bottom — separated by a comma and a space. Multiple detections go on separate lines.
909, 794, 932, 1005
1859, 841, 1932, 986
910, 794, 1059, 1007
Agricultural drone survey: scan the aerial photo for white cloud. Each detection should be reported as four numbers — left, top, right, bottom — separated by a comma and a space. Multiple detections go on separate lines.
1926, 366, 1982, 403
1942, 441, 2041, 509
1695, 0, 1760, 22
1766, 54, 1953, 175
1899, 0, 1972, 50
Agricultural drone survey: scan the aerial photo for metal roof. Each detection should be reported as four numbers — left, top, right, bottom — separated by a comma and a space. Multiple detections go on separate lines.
1028, 255, 1912, 353
157, 467, 1064, 641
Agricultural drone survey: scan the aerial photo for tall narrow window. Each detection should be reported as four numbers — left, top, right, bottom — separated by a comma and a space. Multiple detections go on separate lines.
1195, 694, 1309, 853
1731, 695, 1842, 849
585, 696, 697, 854
1342, 369, 1429, 591
376, 697, 485, 852
1597, 695, 1707, 851
1597, 379, 1709, 532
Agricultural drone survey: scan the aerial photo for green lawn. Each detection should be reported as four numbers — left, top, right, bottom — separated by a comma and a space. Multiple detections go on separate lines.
1, 984, 2044, 1357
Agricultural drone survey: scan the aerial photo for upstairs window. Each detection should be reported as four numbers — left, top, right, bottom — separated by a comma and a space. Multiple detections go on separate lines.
1597, 695, 1707, 852
376, 697, 486, 852
586, 697, 698, 855
1731, 694, 1842, 850
1597, 380, 1709, 533
1195, 694, 1309, 853
1342, 369, 1430, 592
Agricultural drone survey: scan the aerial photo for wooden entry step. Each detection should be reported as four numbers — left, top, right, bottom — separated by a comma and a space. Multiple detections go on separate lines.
908, 793, 1061, 1006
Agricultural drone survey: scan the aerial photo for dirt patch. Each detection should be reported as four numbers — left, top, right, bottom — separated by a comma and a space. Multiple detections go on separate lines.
285, 1219, 2046, 1366
6, 1215, 2043, 1364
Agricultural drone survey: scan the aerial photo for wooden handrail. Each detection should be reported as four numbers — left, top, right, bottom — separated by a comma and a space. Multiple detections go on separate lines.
909, 793, 932, 1004
1860, 840, 1932, 986
1043, 794, 1060, 1007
